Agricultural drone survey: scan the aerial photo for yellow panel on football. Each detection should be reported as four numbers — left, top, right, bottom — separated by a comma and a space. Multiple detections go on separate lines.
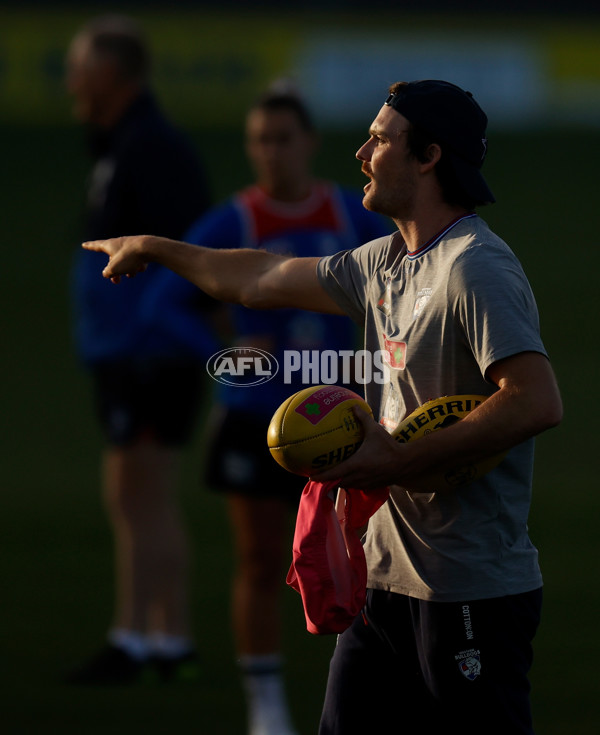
267, 385, 373, 477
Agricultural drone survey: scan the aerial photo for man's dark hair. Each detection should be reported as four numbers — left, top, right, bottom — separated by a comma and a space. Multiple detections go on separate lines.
84, 15, 150, 83
389, 81, 480, 210
249, 90, 315, 133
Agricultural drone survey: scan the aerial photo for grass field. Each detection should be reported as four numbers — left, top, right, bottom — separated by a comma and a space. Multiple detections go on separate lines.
2, 122, 599, 733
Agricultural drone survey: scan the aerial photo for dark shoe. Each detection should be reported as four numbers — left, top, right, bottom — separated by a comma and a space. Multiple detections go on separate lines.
151, 650, 201, 683
64, 645, 144, 685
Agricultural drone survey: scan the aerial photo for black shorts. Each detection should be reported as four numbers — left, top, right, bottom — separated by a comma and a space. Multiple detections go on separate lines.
204, 407, 306, 503
319, 587, 543, 735
91, 359, 203, 447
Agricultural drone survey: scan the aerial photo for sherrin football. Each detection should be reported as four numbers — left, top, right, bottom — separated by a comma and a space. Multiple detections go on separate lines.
391, 394, 507, 489
267, 385, 373, 477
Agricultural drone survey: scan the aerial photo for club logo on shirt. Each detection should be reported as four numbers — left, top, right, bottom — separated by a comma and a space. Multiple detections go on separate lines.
413, 288, 433, 319
455, 649, 482, 681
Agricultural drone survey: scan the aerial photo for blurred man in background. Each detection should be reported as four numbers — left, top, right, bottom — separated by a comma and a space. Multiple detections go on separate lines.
171, 86, 390, 735
65, 14, 213, 684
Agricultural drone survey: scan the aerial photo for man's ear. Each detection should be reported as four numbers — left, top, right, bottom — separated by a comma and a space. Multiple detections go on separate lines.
420, 143, 442, 172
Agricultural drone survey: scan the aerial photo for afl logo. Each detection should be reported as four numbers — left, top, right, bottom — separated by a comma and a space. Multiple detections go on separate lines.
206, 347, 279, 387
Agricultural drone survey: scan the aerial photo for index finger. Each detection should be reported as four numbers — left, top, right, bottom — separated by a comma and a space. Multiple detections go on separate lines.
82, 239, 109, 253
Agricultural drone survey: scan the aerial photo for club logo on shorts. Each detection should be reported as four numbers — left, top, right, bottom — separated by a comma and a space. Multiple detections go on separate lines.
455, 649, 482, 681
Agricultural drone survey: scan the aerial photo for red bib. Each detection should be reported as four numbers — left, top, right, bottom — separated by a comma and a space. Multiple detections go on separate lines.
287, 480, 389, 634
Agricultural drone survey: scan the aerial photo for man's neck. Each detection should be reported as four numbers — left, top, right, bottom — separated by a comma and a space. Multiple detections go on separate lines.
393, 204, 471, 252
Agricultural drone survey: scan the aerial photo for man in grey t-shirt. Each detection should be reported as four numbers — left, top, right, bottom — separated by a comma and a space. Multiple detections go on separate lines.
83, 80, 562, 734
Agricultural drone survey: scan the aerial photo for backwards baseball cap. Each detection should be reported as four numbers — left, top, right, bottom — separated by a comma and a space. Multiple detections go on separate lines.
385, 80, 495, 205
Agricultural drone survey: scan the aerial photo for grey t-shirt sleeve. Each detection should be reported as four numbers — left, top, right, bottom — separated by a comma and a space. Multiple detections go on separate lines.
449, 243, 548, 377
317, 235, 392, 324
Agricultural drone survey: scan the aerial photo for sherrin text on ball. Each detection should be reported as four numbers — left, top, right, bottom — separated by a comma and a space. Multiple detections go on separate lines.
391, 394, 507, 489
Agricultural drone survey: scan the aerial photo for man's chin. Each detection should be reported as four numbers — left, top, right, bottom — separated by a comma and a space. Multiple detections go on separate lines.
362, 192, 378, 213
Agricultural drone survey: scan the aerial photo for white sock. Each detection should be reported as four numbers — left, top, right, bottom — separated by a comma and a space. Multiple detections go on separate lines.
148, 632, 195, 659
108, 628, 151, 662
239, 655, 296, 735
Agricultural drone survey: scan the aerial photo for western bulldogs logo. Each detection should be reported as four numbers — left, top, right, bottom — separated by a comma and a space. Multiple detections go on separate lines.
413, 287, 432, 319
455, 649, 482, 681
